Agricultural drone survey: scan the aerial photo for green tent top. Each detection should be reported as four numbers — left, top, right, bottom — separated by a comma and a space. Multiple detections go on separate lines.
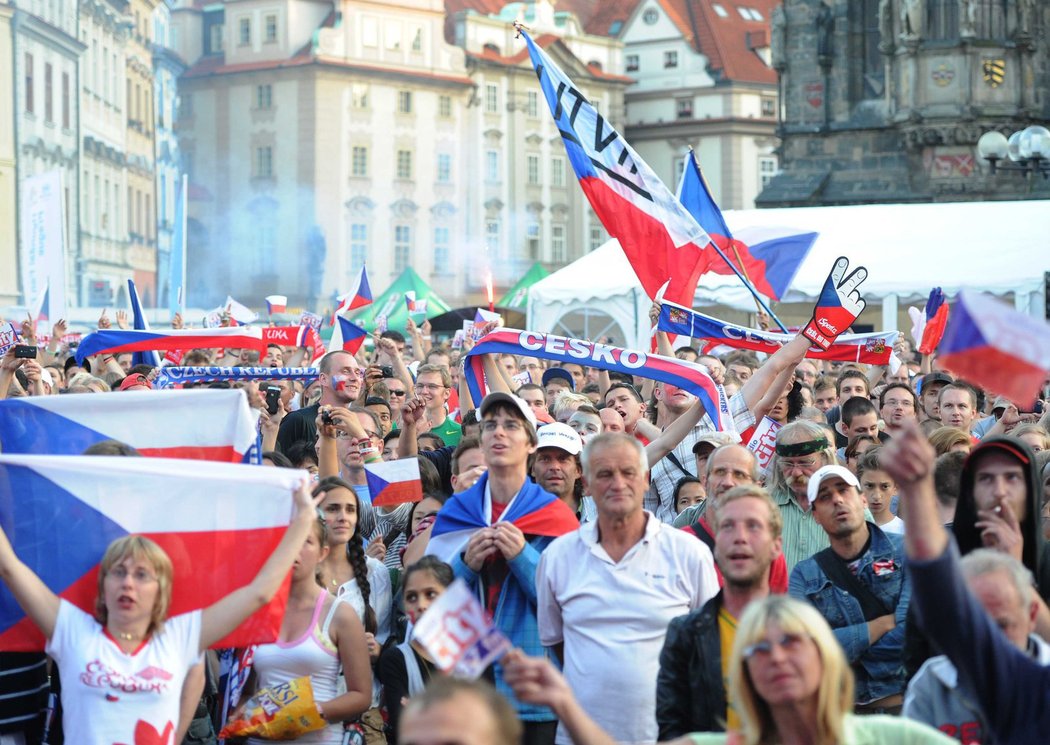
346, 267, 452, 333
497, 262, 550, 310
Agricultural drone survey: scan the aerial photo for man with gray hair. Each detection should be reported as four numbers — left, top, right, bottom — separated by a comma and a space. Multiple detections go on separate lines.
767, 419, 840, 570
537, 433, 718, 744
903, 549, 1050, 742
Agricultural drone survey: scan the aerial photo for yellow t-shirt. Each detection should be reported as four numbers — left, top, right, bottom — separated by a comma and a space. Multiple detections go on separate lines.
718, 606, 739, 731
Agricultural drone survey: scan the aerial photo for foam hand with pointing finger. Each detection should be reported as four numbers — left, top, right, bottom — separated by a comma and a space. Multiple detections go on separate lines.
803, 257, 868, 351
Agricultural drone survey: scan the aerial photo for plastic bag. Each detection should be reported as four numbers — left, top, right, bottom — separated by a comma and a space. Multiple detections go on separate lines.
218, 675, 326, 741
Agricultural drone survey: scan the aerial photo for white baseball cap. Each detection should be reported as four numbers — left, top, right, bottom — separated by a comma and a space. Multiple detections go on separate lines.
536, 422, 583, 455
479, 392, 537, 431
806, 464, 860, 504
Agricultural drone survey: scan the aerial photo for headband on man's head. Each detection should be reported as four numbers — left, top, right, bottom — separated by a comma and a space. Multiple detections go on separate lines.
776, 437, 830, 458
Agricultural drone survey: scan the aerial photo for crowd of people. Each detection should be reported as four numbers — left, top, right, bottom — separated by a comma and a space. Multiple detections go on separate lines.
1, 301, 1049, 745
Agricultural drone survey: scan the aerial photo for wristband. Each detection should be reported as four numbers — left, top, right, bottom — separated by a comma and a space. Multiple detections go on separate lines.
102, 356, 115, 363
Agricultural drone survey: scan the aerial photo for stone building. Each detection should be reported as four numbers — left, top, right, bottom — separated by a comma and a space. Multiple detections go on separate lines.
759, 0, 1049, 205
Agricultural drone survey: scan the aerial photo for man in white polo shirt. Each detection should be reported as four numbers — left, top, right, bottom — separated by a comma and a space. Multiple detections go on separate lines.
536, 433, 719, 745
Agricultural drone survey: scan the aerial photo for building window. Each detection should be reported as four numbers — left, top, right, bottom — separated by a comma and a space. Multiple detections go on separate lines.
738, 7, 764, 21
256, 84, 272, 109
433, 227, 449, 269
362, 17, 377, 47
485, 83, 498, 113
394, 226, 411, 272
351, 83, 369, 109
527, 155, 540, 185
712, 3, 729, 18
485, 150, 499, 183
209, 23, 224, 53
352, 146, 368, 177
44, 63, 53, 123
761, 97, 776, 116
396, 149, 413, 179
676, 98, 693, 118
256, 146, 273, 178
485, 219, 500, 255
438, 95, 452, 117
551, 156, 565, 187
385, 21, 401, 50
551, 225, 566, 263
526, 222, 540, 259
626, 54, 639, 72
590, 224, 604, 250
265, 15, 277, 43
239, 18, 251, 46
61, 72, 70, 128
350, 224, 367, 270
397, 90, 412, 114
759, 156, 779, 188
24, 53, 33, 114
526, 91, 538, 117
437, 153, 451, 183
664, 50, 678, 68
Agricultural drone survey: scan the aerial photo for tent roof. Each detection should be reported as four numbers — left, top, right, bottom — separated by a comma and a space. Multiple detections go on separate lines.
532, 200, 1049, 310
348, 267, 452, 333
498, 262, 550, 309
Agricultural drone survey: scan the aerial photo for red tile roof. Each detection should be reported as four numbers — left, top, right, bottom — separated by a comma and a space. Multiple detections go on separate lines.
683, 0, 779, 84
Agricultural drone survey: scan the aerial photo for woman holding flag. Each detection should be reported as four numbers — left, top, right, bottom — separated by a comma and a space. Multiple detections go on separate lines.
0, 478, 321, 745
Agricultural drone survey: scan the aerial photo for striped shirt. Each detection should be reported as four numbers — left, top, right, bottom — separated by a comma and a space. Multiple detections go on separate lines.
771, 486, 831, 572
0, 653, 48, 735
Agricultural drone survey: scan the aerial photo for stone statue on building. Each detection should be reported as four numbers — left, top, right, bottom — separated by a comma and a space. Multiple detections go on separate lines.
959, 0, 977, 37
816, 2, 834, 63
771, 4, 787, 70
1016, 0, 1034, 36
900, 0, 922, 39
879, 0, 895, 51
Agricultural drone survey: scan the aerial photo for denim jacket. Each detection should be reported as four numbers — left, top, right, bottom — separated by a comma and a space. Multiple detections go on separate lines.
789, 523, 910, 704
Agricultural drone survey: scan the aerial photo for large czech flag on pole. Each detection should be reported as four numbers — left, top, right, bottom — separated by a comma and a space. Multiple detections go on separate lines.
677, 152, 816, 301
334, 266, 373, 319
0, 455, 306, 651
520, 29, 714, 306
0, 389, 257, 461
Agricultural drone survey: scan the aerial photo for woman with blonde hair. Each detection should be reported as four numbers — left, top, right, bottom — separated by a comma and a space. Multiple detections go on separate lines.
927, 426, 973, 456
502, 595, 953, 745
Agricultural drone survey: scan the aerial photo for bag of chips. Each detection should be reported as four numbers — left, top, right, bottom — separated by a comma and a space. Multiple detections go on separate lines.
219, 675, 327, 741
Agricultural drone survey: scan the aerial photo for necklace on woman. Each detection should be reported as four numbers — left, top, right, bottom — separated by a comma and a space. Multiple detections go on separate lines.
112, 629, 139, 641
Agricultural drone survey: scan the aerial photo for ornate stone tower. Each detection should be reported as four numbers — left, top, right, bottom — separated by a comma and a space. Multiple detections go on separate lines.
760, 0, 1049, 205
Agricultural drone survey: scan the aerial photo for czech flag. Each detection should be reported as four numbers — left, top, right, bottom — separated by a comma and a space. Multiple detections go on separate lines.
75, 326, 266, 364
426, 474, 578, 563
329, 316, 368, 356
265, 295, 288, 315
521, 30, 715, 307
908, 287, 950, 356
0, 455, 306, 651
677, 152, 816, 301
0, 389, 257, 462
128, 278, 162, 368
405, 292, 427, 316
334, 266, 373, 319
365, 459, 423, 508
938, 290, 1050, 407
35, 282, 51, 325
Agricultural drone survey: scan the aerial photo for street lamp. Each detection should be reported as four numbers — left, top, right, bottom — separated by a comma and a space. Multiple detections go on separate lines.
977, 125, 1050, 178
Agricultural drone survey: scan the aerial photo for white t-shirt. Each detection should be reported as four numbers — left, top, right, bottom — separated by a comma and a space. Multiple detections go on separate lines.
46, 600, 202, 745
537, 512, 719, 745
879, 515, 906, 534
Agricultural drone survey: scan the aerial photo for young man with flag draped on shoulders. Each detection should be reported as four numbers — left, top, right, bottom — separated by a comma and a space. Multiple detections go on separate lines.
426, 392, 577, 745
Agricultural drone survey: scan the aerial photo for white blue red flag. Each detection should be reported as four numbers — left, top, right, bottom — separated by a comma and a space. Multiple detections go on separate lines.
657, 303, 899, 366
908, 287, 950, 356
462, 327, 725, 430
426, 474, 578, 563
0, 389, 256, 461
939, 290, 1050, 407
224, 296, 259, 325
365, 459, 423, 508
128, 278, 162, 368
0, 455, 305, 651
328, 316, 368, 356
75, 326, 265, 363
265, 295, 288, 315
520, 30, 714, 306
677, 153, 816, 301
334, 266, 373, 319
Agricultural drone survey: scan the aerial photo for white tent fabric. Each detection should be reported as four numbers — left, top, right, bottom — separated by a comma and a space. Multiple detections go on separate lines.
529, 200, 1049, 347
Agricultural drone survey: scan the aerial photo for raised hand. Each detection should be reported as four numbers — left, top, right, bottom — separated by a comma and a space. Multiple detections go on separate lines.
98, 309, 111, 330
803, 257, 868, 350
115, 310, 129, 330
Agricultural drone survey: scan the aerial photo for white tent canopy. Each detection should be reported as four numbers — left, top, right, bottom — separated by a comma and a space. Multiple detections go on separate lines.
529, 200, 1049, 349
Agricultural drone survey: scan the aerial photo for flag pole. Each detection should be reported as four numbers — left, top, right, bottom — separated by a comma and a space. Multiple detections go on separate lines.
685, 151, 790, 333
